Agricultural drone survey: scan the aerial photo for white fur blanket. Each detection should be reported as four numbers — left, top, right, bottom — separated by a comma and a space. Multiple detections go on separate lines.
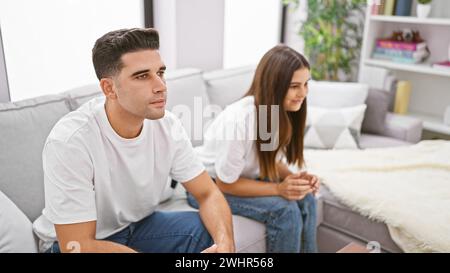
303, 140, 450, 253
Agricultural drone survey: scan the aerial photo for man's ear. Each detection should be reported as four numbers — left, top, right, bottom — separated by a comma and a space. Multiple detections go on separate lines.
100, 78, 117, 100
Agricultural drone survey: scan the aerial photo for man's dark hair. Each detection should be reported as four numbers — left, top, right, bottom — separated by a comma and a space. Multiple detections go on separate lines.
92, 28, 160, 80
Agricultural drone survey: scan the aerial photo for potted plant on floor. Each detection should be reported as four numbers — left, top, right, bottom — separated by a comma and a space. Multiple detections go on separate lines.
417, 0, 432, 18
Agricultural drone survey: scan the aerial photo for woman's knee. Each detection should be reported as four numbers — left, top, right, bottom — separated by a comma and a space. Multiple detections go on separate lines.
269, 198, 301, 222
303, 193, 317, 210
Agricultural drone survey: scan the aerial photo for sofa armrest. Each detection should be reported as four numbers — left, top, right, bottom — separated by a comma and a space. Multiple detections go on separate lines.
381, 113, 423, 143
315, 193, 324, 228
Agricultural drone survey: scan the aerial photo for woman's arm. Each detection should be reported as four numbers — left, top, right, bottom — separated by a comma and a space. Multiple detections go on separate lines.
276, 163, 321, 195
276, 162, 294, 180
216, 176, 279, 197
216, 175, 312, 201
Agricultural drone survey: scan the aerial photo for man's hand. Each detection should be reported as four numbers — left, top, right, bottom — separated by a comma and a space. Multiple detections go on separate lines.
299, 171, 320, 196
215, 234, 235, 253
201, 241, 235, 253
276, 173, 313, 201
201, 244, 218, 253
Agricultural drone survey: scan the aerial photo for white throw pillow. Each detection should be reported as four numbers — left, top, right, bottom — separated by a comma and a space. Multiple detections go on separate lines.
308, 81, 369, 108
0, 191, 38, 253
305, 105, 367, 149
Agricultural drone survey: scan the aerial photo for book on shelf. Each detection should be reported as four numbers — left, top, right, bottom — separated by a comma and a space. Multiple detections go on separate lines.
432, 61, 450, 71
394, 0, 412, 16
370, 2, 379, 15
376, 40, 427, 52
379, 0, 386, 14
394, 81, 411, 115
370, 0, 384, 15
384, 0, 396, 15
374, 47, 429, 60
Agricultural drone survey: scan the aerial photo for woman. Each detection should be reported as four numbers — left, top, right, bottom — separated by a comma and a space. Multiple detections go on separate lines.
189, 45, 319, 253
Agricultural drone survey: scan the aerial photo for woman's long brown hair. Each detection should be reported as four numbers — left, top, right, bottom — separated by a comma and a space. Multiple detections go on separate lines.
245, 45, 310, 182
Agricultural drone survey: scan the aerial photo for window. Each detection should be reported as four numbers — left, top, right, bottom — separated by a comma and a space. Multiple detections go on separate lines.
0, 0, 144, 101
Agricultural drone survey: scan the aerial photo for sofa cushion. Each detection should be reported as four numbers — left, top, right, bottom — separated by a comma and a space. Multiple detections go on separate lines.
305, 105, 367, 149
62, 84, 102, 110
165, 68, 211, 147
0, 95, 72, 221
362, 89, 390, 135
0, 190, 38, 252
319, 186, 402, 253
308, 81, 369, 108
203, 66, 255, 109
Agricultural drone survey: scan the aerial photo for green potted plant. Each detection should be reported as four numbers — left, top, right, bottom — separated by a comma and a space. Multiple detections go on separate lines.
417, 0, 432, 18
283, 0, 366, 81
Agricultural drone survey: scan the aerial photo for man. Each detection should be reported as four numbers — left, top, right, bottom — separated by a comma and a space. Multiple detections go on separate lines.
32, 28, 235, 253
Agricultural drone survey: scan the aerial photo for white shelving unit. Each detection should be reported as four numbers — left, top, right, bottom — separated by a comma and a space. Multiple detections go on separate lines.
364, 59, 450, 77
408, 112, 450, 135
359, 5, 450, 137
370, 15, 450, 26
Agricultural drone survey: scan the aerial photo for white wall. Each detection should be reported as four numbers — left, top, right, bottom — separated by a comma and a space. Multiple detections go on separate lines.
0, 0, 144, 102
154, 0, 224, 71
420, 0, 450, 18
154, 0, 177, 69
223, 0, 282, 69
177, 0, 225, 70
283, 0, 307, 54
155, 0, 282, 71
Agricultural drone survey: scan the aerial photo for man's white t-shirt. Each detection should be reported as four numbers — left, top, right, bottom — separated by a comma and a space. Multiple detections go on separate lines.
32, 96, 205, 252
195, 96, 262, 183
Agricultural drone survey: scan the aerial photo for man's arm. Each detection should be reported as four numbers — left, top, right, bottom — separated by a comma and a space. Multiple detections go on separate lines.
182, 171, 235, 253
55, 221, 136, 253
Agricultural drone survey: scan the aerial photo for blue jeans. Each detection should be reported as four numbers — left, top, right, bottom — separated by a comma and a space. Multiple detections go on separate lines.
46, 211, 213, 253
187, 191, 317, 253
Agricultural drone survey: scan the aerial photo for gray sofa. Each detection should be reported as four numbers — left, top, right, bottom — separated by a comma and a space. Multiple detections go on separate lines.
0, 66, 422, 253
